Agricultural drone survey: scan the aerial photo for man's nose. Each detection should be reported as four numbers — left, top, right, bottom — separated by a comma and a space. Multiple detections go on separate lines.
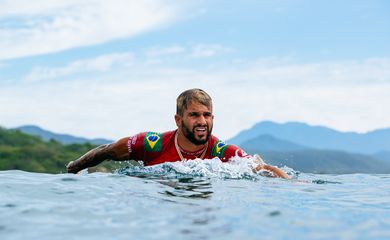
197, 115, 207, 125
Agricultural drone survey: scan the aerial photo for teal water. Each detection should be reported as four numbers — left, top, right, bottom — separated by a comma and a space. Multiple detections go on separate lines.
1, 158, 389, 240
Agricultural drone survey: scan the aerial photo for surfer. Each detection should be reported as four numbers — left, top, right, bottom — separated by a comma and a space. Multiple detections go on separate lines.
66, 88, 290, 179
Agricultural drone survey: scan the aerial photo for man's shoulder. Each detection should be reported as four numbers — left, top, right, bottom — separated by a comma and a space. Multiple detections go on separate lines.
209, 135, 247, 159
134, 130, 175, 151
209, 134, 233, 147
143, 130, 175, 141
209, 135, 231, 157
131, 130, 175, 138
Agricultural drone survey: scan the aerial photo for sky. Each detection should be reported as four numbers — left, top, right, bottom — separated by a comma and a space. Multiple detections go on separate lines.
0, 0, 389, 140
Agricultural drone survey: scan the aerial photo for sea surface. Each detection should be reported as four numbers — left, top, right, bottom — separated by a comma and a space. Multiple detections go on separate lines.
1, 157, 389, 240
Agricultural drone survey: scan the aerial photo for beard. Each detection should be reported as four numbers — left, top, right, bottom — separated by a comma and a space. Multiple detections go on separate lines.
181, 121, 212, 146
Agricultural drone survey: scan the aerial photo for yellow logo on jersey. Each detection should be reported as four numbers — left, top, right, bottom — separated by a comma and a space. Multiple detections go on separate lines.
144, 132, 162, 152
212, 141, 228, 157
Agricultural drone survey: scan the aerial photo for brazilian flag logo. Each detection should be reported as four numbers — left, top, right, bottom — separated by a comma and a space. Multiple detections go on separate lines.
212, 140, 228, 158
144, 132, 162, 152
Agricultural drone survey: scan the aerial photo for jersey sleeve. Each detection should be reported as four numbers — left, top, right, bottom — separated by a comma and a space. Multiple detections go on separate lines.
127, 132, 147, 160
211, 140, 249, 162
223, 144, 249, 161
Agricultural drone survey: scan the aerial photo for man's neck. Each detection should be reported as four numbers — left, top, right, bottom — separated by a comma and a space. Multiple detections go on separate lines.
176, 130, 207, 152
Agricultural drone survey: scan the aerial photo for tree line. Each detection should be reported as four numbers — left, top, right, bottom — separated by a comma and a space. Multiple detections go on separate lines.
0, 127, 115, 173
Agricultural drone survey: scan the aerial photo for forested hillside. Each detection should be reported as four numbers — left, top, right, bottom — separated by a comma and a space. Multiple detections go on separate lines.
0, 127, 111, 173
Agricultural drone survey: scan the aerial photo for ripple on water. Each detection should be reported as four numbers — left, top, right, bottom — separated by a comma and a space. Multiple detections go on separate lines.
312, 179, 342, 184
268, 210, 282, 217
3, 203, 17, 208
60, 177, 78, 182
158, 177, 214, 199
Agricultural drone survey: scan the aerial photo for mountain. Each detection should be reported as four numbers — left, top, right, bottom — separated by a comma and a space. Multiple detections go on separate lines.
229, 121, 390, 154
372, 151, 390, 162
15, 125, 112, 145
240, 134, 309, 152
255, 150, 390, 174
240, 134, 390, 174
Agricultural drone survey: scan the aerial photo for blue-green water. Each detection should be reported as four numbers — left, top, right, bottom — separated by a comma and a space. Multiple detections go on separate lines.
1, 158, 389, 240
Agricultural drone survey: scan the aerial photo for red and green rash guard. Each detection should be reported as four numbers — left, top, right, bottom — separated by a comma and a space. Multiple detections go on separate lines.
127, 130, 248, 166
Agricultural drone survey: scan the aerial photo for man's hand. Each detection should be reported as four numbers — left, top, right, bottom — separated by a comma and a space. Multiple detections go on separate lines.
66, 160, 79, 174
253, 155, 290, 179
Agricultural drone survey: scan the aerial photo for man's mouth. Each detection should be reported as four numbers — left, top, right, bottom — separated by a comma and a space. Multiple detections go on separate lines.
194, 126, 207, 134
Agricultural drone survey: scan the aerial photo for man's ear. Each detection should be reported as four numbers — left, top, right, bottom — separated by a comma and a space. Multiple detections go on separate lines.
174, 114, 181, 127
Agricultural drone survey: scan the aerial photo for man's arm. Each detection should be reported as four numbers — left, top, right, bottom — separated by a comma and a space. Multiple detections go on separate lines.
253, 154, 290, 179
66, 137, 129, 174
222, 145, 290, 179
255, 164, 291, 179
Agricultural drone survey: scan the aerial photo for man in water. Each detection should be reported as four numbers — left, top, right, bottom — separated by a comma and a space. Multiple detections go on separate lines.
67, 88, 290, 179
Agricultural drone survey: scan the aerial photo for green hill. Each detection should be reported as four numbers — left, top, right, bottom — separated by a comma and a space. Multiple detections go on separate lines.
15, 125, 112, 145
0, 127, 113, 173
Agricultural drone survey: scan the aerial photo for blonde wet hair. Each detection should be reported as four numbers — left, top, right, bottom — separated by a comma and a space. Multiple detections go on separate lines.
176, 88, 212, 116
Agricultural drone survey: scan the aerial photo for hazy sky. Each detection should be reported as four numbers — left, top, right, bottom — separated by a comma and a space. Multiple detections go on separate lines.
1, 0, 389, 140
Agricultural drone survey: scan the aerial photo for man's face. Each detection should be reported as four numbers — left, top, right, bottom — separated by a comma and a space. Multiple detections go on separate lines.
176, 101, 214, 145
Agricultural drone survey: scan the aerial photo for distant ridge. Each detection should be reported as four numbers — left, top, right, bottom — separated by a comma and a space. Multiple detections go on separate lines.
15, 125, 112, 145
240, 134, 309, 152
228, 121, 390, 173
229, 121, 390, 154
373, 151, 390, 162
257, 149, 390, 174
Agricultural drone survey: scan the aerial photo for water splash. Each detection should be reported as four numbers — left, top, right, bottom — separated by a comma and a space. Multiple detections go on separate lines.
116, 156, 297, 180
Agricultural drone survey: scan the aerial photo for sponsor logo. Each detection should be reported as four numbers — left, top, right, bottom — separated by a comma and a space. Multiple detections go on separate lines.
127, 137, 133, 153
132, 135, 138, 145
236, 149, 248, 157
127, 135, 138, 154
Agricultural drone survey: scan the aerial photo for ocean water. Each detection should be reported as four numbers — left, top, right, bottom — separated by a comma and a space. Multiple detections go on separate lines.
1, 157, 389, 240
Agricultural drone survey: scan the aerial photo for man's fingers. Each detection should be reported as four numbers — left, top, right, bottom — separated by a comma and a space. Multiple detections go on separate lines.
66, 161, 74, 168
254, 154, 265, 165
66, 161, 78, 173
254, 164, 265, 171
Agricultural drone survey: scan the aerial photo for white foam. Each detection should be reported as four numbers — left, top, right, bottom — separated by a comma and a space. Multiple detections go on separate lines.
117, 155, 296, 180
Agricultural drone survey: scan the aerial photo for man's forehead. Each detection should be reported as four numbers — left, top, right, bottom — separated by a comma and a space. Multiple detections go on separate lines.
185, 101, 212, 112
